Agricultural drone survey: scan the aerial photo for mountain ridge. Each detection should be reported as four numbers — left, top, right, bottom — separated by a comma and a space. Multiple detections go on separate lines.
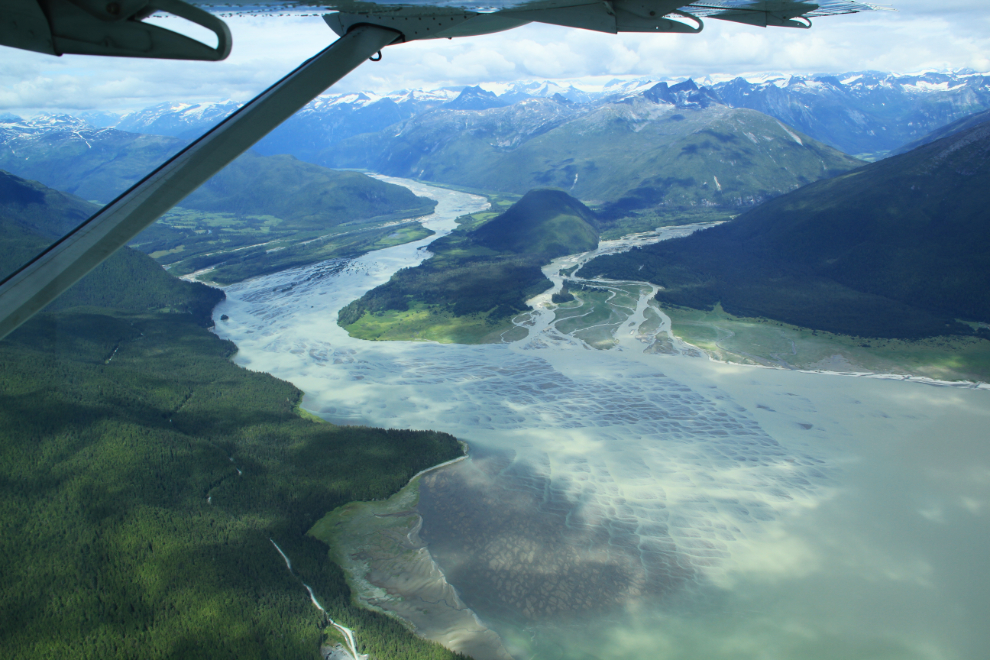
70, 70, 990, 160
894, 106, 990, 154
0, 115, 435, 229
582, 120, 990, 339
322, 96, 861, 216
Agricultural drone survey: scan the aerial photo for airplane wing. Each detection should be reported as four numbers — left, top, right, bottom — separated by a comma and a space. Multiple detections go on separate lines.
1, 0, 883, 60
683, 1, 884, 29
0, 0, 882, 338
209, 0, 883, 38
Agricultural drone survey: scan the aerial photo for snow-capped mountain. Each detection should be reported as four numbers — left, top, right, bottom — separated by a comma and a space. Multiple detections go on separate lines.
111, 101, 242, 139
1, 114, 183, 202
71, 69, 989, 160
642, 80, 723, 109
2, 113, 93, 133
493, 80, 599, 104
713, 70, 990, 157
252, 87, 459, 159
6, 69, 989, 198
600, 78, 662, 99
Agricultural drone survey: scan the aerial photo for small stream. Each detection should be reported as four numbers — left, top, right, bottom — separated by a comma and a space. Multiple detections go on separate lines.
270, 539, 364, 660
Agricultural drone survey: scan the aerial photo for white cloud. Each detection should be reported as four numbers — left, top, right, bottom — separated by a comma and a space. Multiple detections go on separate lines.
1, 1, 989, 115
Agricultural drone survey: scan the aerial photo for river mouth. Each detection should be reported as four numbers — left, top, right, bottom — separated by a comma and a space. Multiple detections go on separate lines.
215, 177, 990, 660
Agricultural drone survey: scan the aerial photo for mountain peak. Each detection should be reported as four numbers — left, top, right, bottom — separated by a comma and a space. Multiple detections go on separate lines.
643, 80, 722, 108
445, 86, 507, 111
669, 79, 699, 93
469, 189, 599, 258
21, 113, 92, 130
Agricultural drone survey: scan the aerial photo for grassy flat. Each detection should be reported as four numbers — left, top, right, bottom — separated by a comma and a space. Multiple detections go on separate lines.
665, 303, 990, 382
345, 303, 513, 344
599, 207, 736, 239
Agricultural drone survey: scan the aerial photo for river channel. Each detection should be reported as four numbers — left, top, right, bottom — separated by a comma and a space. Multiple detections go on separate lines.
214, 178, 990, 660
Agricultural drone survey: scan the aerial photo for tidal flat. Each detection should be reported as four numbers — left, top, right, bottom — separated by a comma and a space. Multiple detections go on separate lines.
214, 178, 990, 660
309, 470, 513, 660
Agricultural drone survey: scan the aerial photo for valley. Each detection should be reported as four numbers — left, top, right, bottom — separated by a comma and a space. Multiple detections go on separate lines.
215, 177, 990, 660
583, 118, 990, 352
323, 95, 861, 213
0, 115, 439, 285
3, 65, 990, 660
135, 202, 435, 286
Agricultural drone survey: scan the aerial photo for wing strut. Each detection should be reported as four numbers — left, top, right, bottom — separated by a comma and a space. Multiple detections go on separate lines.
0, 24, 400, 340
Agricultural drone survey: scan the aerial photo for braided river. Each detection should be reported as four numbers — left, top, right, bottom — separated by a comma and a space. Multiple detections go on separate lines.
214, 178, 990, 660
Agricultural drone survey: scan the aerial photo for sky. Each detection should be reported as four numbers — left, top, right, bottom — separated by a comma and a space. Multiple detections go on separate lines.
1, 0, 989, 116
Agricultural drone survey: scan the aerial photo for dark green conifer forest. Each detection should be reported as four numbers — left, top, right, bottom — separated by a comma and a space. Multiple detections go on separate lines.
338, 189, 599, 329
0, 176, 467, 659
583, 122, 990, 339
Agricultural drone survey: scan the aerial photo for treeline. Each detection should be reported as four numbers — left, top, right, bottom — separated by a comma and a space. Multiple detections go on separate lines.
551, 287, 575, 304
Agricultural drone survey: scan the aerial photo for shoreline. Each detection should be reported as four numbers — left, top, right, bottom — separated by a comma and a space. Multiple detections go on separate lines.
559, 266, 990, 389
210, 176, 497, 660
667, 333, 990, 390
308, 447, 513, 660
209, 175, 990, 660
680, 328, 990, 390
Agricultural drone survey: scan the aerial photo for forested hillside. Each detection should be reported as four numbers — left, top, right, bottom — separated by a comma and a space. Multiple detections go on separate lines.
470, 188, 599, 257
0, 175, 467, 660
0, 115, 183, 203
338, 189, 597, 343
0, 169, 97, 239
583, 121, 990, 339
180, 151, 433, 226
0, 116, 433, 222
